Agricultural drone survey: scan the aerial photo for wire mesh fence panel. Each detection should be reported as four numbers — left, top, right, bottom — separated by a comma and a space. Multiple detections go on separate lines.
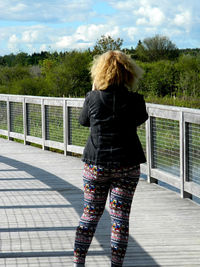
152, 117, 180, 177
0, 101, 7, 130
137, 123, 146, 156
45, 105, 63, 143
187, 123, 200, 185
10, 102, 23, 133
68, 107, 89, 146
27, 103, 42, 138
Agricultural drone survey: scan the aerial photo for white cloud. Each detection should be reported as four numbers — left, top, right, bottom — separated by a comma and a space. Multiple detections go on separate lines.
40, 44, 48, 51
173, 11, 192, 31
22, 30, 39, 43
0, 25, 61, 54
135, 6, 165, 26
105, 26, 120, 38
123, 27, 138, 41
55, 36, 74, 49
136, 17, 148, 25
0, 0, 94, 23
8, 34, 18, 43
0, 0, 199, 55
10, 3, 26, 12
8, 34, 19, 52
75, 24, 107, 41
110, 0, 138, 10
54, 24, 120, 50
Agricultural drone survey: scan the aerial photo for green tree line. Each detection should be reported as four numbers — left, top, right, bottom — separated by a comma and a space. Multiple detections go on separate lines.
0, 35, 199, 108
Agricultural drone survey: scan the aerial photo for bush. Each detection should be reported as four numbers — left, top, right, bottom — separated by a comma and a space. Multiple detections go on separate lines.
137, 60, 178, 97
10, 77, 49, 96
175, 55, 200, 97
41, 50, 92, 97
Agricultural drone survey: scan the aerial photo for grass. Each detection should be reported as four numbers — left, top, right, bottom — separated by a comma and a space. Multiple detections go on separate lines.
145, 95, 200, 109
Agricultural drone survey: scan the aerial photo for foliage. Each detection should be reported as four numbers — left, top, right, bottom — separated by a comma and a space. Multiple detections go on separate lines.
40, 50, 92, 97
179, 48, 200, 57
137, 60, 178, 97
10, 77, 49, 96
92, 35, 123, 55
145, 95, 200, 109
0, 65, 31, 94
135, 35, 179, 62
175, 54, 200, 97
0, 51, 52, 67
0, 35, 199, 108
136, 54, 200, 100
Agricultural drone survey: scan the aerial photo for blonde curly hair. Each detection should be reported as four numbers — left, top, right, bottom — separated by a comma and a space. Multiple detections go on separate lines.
91, 50, 143, 90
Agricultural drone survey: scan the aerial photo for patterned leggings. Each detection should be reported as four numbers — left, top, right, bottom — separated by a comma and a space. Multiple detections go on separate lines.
74, 164, 140, 266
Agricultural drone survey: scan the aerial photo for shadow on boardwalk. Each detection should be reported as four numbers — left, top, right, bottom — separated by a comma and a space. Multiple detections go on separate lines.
0, 153, 158, 267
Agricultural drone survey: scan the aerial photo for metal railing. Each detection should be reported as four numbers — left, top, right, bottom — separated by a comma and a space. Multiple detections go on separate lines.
0, 94, 200, 199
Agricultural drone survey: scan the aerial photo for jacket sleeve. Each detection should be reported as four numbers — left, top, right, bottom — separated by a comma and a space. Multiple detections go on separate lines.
79, 93, 90, 127
135, 94, 148, 127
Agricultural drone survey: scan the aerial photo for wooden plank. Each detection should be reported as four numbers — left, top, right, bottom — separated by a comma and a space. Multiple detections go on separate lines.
151, 168, 181, 189
0, 133, 200, 267
0, 129, 8, 136
184, 181, 200, 198
44, 99, 63, 106
67, 99, 84, 108
184, 112, 200, 124
9, 132, 24, 140
26, 135, 43, 145
148, 107, 180, 120
44, 140, 64, 150
67, 144, 84, 154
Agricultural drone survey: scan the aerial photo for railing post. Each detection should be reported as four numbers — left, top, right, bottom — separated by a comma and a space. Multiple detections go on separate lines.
7, 98, 11, 140
63, 99, 68, 156
146, 114, 157, 184
180, 111, 184, 198
180, 112, 192, 199
184, 122, 189, 184
23, 97, 27, 145
146, 114, 153, 183
146, 116, 151, 183
41, 99, 46, 150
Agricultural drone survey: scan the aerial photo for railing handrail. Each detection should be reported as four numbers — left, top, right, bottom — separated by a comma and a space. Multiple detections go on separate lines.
0, 94, 200, 114
0, 93, 200, 201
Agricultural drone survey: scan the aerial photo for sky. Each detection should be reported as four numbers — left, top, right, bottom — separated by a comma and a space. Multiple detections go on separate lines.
0, 0, 200, 56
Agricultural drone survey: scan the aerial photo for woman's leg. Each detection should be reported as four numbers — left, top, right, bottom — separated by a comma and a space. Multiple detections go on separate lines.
74, 164, 110, 265
109, 166, 140, 267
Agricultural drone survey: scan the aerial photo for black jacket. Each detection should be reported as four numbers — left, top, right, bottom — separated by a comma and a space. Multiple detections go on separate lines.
79, 86, 148, 168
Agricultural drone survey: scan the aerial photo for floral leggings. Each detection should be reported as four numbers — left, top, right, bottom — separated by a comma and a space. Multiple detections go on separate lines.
74, 163, 140, 266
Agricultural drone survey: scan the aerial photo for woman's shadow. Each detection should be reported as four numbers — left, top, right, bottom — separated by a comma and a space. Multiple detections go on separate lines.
0, 154, 159, 266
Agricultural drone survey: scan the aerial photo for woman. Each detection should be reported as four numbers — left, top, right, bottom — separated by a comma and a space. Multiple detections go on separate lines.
74, 50, 148, 267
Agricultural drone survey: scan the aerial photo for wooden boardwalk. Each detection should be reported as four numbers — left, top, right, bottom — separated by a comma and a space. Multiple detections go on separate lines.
0, 138, 200, 267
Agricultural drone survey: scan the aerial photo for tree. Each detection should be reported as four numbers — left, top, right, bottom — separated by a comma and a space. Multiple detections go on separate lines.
137, 60, 178, 97
92, 35, 123, 55
175, 55, 200, 97
135, 35, 179, 62
29, 51, 50, 65
41, 50, 92, 97
134, 40, 149, 61
1, 53, 16, 67
14, 52, 30, 66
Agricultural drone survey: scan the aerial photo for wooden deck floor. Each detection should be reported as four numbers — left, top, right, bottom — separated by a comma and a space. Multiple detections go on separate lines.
0, 138, 200, 267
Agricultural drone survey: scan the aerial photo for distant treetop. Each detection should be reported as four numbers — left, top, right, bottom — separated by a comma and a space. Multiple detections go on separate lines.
92, 35, 123, 55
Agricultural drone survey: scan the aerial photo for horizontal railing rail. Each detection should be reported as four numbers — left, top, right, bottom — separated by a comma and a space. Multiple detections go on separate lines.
0, 94, 200, 199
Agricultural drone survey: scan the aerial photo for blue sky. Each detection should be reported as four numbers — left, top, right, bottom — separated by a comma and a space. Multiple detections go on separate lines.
0, 0, 199, 55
